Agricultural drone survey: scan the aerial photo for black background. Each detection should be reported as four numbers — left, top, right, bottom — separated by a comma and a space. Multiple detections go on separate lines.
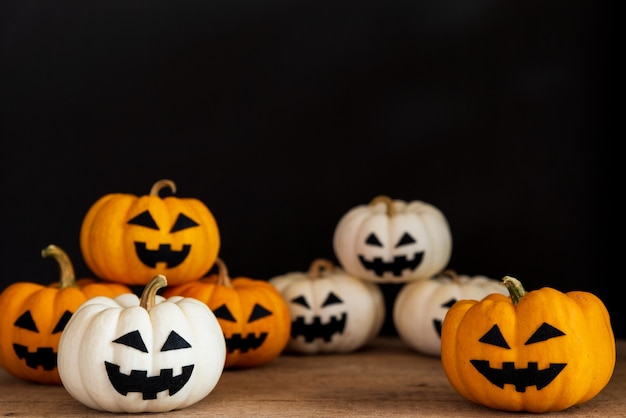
1, 1, 617, 337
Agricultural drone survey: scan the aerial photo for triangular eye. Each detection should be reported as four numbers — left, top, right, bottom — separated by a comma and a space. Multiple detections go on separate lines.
321, 292, 343, 307
441, 298, 457, 309
14, 311, 38, 332
479, 324, 510, 349
113, 330, 148, 352
213, 304, 236, 322
161, 331, 192, 351
248, 303, 272, 322
525, 322, 566, 345
52, 310, 73, 334
365, 233, 383, 247
395, 232, 416, 247
291, 296, 310, 308
169, 213, 199, 233
127, 210, 159, 230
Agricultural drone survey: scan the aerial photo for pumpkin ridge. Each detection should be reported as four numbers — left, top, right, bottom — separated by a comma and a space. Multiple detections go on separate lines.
86, 195, 137, 281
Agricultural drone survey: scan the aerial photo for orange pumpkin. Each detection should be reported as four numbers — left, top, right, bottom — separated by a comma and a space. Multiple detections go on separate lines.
80, 179, 221, 285
0, 245, 131, 384
163, 258, 291, 369
441, 276, 616, 413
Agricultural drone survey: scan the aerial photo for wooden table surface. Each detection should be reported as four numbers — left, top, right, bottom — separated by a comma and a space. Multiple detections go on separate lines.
1, 337, 624, 417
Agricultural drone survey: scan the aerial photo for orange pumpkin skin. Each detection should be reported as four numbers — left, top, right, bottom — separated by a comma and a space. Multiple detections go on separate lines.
163, 259, 291, 369
0, 245, 131, 384
80, 179, 220, 286
440, 277, 615, 413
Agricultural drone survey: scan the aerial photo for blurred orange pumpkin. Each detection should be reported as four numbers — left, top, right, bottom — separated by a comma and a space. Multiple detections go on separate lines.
0, 245, 131, 384
163, 258, 290, 369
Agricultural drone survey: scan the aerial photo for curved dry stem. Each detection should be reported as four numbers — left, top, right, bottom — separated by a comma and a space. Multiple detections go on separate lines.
41, 244, 76, 289
307, 258, 335, 279
140, 275, 168, 310
370, 195, 395, 216
150, 179, 177, 196
214, 258, 233, 288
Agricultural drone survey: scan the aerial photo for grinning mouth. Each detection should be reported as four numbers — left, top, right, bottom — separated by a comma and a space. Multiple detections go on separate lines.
134, 242, 191, 268
105, 361, 194, 400
225, 332, 268, 353
291, 313, 347, 342
358, 251, 423, 277
13, 344, 57, 370
470, 360, 567, 392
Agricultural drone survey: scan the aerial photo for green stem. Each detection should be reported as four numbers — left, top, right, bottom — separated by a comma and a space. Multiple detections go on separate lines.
502, 276, 526, 305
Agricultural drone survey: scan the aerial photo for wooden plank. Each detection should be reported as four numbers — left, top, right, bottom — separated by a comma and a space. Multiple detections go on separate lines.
1, 337, 624, 417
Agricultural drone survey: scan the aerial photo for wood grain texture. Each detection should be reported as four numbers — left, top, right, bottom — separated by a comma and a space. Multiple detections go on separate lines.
1, 337, 624, 417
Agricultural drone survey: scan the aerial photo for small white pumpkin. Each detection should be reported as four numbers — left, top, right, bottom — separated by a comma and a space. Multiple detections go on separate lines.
269, 259, 385, 354
333, 196, 452, 283
393, 270, 508, 356
57, 275, 226, 413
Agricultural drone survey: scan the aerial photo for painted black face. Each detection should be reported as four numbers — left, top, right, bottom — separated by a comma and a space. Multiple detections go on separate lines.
213, 303, 272, 353
105, 330, 193, 400
290, 292, 346, 343
127, 210, 199, 268
358, 232, 424, 277
433, 298, 457, 337
470, 322, 567, 392
12, 310, 72, 370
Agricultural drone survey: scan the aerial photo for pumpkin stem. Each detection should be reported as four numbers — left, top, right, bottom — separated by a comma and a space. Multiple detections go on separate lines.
214, 258, 233, 288
150, 179, 177, 196
370, 195, 395, 216
502, 276, 526, 305
307, 258, 335, 279
41, 244, 77, 289
140, 275, 167, 310
440, 269, 459, 282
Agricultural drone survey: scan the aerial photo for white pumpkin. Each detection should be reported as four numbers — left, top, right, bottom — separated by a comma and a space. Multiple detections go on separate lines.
333, 196, 452, 283
269, 259, 385, 354
57, 275, 226, 413
393, 270, 508, 356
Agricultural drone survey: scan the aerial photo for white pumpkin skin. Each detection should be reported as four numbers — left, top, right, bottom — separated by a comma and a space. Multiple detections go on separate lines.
393, 273, 508, 356
57, 290, 226, 413
270, 261, 385, 354
333, 197, 452, 284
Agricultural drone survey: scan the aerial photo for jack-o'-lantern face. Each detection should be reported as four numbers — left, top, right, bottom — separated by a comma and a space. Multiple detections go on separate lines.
11, 309, 72, 373
289, 291, 347, 343
80, 179, 221, 286
357, 230, 424, 278
126, 210, 200, 270
106, 329, 194, 399
471, 322, 567, 392
333, 196, 452, 283
213, 302, 273, 354
206, 286, 290, 369
269, 261, 385, 355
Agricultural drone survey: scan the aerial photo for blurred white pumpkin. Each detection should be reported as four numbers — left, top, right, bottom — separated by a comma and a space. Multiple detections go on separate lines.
333, 196, 452, 283
269, 259, 385, 354
393, 270, 508, 356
